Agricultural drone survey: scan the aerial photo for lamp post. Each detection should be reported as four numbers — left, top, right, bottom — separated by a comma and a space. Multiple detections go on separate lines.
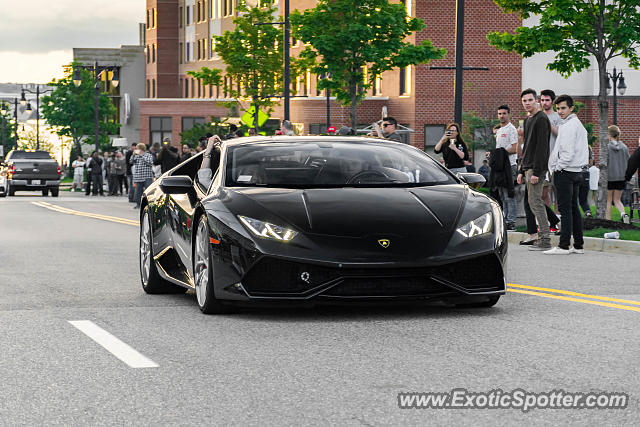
73, 62, 120, 152
606, 67, 627, 125
20, 86, 53, 150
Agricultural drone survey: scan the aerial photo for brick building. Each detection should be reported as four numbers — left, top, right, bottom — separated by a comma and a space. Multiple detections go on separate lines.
142, 0, 524, 150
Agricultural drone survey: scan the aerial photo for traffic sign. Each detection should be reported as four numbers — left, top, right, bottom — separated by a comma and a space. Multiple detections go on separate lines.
241, 106, 269, 127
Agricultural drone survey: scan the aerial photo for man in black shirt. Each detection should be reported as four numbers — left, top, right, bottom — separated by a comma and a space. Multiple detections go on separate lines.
517, 88, 551, 250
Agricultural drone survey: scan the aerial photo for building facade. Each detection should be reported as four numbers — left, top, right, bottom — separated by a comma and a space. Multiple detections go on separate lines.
142, 0, 524, 150
74, 45, 146, 146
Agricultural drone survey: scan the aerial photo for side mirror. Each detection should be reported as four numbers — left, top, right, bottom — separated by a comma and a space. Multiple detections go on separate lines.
457, 172, 486, 189
160, 175, 193, 194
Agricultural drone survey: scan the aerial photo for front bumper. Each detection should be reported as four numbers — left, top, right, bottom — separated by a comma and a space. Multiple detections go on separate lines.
216, 252, 506, 302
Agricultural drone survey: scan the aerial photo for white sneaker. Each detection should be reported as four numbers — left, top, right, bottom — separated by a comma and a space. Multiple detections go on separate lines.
622, 214, 630, 224
543, 246, 571, 255
569, 247, 584, 254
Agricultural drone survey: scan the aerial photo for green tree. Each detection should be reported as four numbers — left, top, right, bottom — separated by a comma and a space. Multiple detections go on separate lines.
41, 63, 119, 156
487, 0, 640, 219
17, 128, 55, 154
179, 119, 228, 148
0, 106, 18, 156
290, 0, 445, 128
188, 4, 285, 132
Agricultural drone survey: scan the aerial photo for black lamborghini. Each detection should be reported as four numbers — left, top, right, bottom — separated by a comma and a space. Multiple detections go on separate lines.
138, 136, 507, 314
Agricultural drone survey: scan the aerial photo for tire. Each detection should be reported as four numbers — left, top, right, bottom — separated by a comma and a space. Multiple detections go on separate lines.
139, 206, 186, 294
50, 187, 59, 197
8, 183, 15, 196
193, 214, 232, 314
42, 188, 48, 196
455, 295, 500, 308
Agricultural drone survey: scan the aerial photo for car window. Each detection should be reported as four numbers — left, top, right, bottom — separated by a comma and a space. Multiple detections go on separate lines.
7, 151, 52, 160
225, 141, 456, 188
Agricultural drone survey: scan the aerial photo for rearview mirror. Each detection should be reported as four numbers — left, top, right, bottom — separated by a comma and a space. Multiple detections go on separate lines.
457, 172, 486, 189
160, 175, 193, 194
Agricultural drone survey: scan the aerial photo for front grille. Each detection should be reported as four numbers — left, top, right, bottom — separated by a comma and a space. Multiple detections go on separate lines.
322, 277, 452, 297
241, 254, 504, 296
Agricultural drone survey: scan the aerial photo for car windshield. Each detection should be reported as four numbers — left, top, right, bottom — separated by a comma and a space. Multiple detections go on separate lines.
225, 140, 457, 188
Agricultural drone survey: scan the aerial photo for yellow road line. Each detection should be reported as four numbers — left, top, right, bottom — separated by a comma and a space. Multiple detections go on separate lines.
507, 288, 640, 313
507, 283, 640, 307
32, 201, 139, 227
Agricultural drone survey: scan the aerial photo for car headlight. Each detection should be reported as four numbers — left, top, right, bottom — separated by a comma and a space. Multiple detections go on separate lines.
456, 212, 493, 238
238, 215, 298, 242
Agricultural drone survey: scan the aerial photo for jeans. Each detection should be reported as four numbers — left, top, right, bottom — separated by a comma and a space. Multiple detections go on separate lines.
554, 170, 584, 250
134, 178, 153, 207
524, 186, 559, 234
448, 166, 468, 174
127, 174, 134, 201
525, 170, 550, 244
578, 170, 590, 215
498, 165, 517, 226
91, 174, 104, 195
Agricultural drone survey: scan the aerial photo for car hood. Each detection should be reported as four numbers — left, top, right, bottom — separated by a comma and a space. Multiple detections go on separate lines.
226, 185, 467, 238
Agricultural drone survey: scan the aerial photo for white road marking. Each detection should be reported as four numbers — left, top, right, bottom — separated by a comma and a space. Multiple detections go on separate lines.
69, 320, 159, 368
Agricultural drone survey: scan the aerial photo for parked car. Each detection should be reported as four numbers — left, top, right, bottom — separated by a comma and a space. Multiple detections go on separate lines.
0, 150, 61, 197
138, 136, 506, 314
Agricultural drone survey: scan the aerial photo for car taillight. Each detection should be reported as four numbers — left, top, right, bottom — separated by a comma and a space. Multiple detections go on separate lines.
57, 166, 61, 175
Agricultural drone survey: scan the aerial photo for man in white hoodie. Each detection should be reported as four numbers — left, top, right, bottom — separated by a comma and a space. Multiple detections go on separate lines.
544, 94, 589, 255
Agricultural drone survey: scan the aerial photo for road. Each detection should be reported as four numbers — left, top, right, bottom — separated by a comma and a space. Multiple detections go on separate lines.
1, 192, 639, 426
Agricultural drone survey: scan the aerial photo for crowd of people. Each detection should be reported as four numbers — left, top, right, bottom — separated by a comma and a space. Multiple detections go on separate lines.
437, 88, 640, 255
70, 138, 198, 209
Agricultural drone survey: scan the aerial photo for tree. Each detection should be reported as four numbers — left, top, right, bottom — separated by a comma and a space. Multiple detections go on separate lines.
17, 128, 55, 154
179, 119, 228, 148
0, 106, 18, 156
188, 4, 285, 132
487, 0, 640, 219
41, 63, 119, 156
290, 0, 445, 128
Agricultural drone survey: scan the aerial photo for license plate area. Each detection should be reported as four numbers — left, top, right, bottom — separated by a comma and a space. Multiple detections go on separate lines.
31, 180, 41, 185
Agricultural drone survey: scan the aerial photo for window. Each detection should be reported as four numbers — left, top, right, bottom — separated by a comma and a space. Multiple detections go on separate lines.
152, 79, 156, 98
223, 0, 233, 16
185, 78, 189, 98
146, 80, 150, 98
197, 79, 201, 98
182, 117, 206, 131
146, 10, 150, 29
150, 117, 172, 144
146, 45, 150, 63
209, 0, 213, 19
401, 0, 412, 16
203, 39, 207, 59
197, 40, 201, 60
179, 42, 184, 64
399, 66, 410, 96
179, 7, 183, 27
197, 1, 201, 22
153, 8, 157, 28
374, 75, 382, 96
152, 44, 156, 63
424, 125, 445, 148
186, 6, 190, 25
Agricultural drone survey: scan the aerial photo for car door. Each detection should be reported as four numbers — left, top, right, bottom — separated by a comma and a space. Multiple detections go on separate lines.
167, 152, 220, 278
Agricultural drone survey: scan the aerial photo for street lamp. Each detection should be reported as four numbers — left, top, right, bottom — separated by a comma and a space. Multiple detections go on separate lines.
606, 67, 627, 125
21, 85, 53, 150
73, 61, 120, 152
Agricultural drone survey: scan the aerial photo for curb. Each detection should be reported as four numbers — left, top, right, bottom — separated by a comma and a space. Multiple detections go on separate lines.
508, 232, 640, 256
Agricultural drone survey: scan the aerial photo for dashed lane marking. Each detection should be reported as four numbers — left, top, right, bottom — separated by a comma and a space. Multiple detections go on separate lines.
69, 320, 158, 368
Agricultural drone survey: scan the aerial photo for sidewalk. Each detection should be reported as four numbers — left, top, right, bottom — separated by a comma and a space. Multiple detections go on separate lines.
508, 231, 640, 256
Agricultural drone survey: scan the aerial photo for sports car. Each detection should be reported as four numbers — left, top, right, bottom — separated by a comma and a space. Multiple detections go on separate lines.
138, 136, 507, 314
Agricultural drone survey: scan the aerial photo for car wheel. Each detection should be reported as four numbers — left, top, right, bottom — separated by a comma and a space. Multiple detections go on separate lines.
42, 188, 48, 196
8, 184, 15, 196
455, 295, 500, 308
50, 188, 59, 197
194, 214, 232, 314
139, 206, 186, 294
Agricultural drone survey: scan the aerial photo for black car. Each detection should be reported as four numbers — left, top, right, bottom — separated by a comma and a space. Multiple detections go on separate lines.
139, 136, 507, 314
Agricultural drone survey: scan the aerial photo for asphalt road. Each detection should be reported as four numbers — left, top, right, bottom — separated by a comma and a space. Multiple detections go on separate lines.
1, 191, 639, 426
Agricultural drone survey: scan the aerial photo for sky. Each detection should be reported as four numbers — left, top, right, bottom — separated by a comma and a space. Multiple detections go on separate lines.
0, 0, 145, 84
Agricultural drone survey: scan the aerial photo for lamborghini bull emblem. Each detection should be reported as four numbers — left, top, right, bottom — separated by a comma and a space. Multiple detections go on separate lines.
378, 239, 391, 249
